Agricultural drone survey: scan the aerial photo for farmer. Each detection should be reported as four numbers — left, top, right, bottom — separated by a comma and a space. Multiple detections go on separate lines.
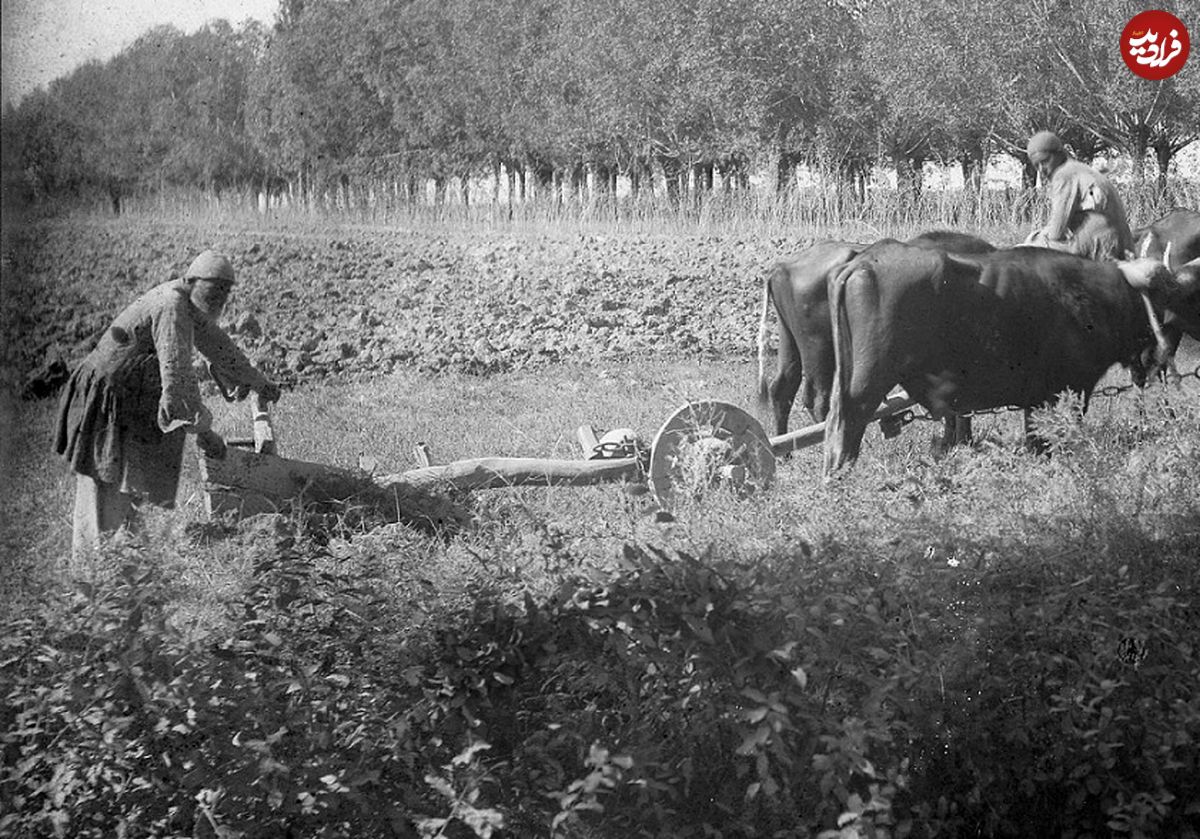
1023, 130, 1134, 261
54, 250, 281, 557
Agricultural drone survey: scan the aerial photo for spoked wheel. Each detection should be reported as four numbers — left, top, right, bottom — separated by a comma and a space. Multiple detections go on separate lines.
648, 400, 776, 505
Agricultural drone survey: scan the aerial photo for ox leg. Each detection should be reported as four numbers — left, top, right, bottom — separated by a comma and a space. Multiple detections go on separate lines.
1022, 409, 1047, 454
1157, 324, 1184, 421
768, 330, 804, 438
823, 383, 890, 476
935, 414, 973, 454
768, 366, 802, 438
1023, 399, 1084, 455
803, 374, 830, 426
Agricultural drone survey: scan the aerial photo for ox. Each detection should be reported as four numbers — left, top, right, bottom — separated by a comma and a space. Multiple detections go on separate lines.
1133, 208, 1200, 378
756, 231, 994, 448
821, 242, 1186, 475
1134, 208, 1200, 266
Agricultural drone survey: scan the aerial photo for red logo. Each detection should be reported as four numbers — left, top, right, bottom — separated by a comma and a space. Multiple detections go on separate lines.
1121, 10, 1190, 80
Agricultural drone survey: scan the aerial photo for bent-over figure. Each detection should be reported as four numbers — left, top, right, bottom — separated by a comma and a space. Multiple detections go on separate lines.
55, 250, 281, 556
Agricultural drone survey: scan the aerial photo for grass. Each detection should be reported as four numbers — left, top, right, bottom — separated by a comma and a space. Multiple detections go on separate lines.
73, 174, 1200, 246
6, 342, 1197, 628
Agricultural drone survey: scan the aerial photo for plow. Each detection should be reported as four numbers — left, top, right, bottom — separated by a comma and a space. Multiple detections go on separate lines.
198, 389, 920, 524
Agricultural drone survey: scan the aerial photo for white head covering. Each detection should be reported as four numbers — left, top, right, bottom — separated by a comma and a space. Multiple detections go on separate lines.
185, 250, 235, 284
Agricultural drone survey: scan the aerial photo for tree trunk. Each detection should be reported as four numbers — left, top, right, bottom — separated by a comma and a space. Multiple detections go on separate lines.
570, 164, 586, 201
1129, 134, 1150, 184
593, 163, 614, 196
531, 162, 553, 201
775, 153, 793, 194
960, 146, 984, 193
693, 162, 714, 207
895, 153, 923, 203
1152, 141, 1173, 195
659, 156, 683, 208
643, 160, 656, 196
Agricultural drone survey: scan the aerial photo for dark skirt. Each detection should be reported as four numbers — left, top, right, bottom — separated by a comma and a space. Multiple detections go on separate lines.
54, 357, 186, 506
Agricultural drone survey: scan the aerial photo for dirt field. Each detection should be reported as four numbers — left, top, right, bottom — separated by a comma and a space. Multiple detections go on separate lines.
5, 215, 820, 392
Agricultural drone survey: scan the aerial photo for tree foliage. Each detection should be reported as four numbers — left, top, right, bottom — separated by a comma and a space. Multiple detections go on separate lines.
3, 0, 1197, 207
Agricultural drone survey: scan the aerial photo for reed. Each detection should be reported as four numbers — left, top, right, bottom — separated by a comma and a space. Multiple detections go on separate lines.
104, 176, 1200, 242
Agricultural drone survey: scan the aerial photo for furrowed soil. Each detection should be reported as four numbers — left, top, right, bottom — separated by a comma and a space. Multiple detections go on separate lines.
4, 216, 816, 392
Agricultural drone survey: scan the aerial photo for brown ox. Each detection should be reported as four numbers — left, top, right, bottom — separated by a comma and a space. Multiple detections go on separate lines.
756, 231, 994, 448
821, 243, 1189, 475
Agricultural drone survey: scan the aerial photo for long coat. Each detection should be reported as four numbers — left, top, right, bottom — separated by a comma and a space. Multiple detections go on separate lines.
1038, 158, 1134, 261
54, 280, 266, 505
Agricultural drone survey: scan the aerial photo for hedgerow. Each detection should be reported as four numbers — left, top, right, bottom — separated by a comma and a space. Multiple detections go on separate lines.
4, 501, 1199, 838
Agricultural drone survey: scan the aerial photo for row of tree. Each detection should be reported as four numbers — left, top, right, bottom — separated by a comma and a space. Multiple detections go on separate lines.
3, 0, 1199, 211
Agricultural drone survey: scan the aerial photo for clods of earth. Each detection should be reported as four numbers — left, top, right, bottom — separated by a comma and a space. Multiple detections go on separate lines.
6, 220, 809, 397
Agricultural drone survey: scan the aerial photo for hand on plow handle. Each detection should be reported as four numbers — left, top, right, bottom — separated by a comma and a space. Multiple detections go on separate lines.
257, 379, 282, 404
209, 362, 282, 405
197, 429, 227, 460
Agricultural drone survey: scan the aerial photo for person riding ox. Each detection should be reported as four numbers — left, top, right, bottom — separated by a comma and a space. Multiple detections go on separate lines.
55, 250, 281, 557
1024, 130, 1134, 262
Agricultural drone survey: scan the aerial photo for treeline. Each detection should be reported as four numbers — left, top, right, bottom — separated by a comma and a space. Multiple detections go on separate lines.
3, 0, 1200, 212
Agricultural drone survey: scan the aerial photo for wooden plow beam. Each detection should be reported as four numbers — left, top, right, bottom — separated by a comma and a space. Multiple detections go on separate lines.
199, 390, 919, 521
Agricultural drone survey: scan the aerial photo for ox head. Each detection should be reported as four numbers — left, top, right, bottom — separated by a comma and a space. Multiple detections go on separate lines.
1121, 246, 1200, 305
1119, 249, 1200, 384
1119, 253, 1175, 296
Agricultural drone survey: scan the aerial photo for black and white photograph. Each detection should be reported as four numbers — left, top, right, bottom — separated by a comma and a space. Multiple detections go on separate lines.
2, 0, 1199, 835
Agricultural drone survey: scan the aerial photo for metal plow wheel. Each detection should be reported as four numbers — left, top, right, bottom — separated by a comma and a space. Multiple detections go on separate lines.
648, 401, 776, 503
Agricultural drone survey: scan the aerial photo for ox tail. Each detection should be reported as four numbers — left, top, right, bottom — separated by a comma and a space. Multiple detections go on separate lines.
822, 263, 856, 478
756, 269, 775, 411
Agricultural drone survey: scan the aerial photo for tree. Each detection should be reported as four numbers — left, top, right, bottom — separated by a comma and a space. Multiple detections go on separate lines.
159, 21, 267, 193
247, 0, 401, 196
856, 0, 1027, 199
1018, 0, 1199, 185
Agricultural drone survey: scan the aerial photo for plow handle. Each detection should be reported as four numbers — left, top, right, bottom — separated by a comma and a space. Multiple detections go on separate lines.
252, 392, 277, 455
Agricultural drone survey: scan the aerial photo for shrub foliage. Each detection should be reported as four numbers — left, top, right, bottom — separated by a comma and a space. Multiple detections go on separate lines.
4, 505, 1200, 837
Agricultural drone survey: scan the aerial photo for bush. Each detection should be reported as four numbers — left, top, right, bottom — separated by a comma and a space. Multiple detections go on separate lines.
5, 393, 1200, 838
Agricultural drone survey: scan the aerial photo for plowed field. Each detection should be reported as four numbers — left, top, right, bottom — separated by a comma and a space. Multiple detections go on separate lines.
5, 218, 808, 392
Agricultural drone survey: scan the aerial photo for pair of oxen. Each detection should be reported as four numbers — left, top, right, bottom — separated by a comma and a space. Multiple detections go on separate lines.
756, 209, 1200, 476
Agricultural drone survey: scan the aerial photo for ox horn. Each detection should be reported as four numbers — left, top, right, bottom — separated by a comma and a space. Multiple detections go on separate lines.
1163, 241, 1172, 269
1140, 292, 1179, 382
1140, 236, 1150, 258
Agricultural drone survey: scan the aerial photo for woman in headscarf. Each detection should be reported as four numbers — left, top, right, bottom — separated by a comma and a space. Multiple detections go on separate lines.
55, 250, 281, 556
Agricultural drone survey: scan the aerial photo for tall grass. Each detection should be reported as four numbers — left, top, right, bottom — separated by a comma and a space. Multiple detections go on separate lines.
96, 176, 1200, 242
